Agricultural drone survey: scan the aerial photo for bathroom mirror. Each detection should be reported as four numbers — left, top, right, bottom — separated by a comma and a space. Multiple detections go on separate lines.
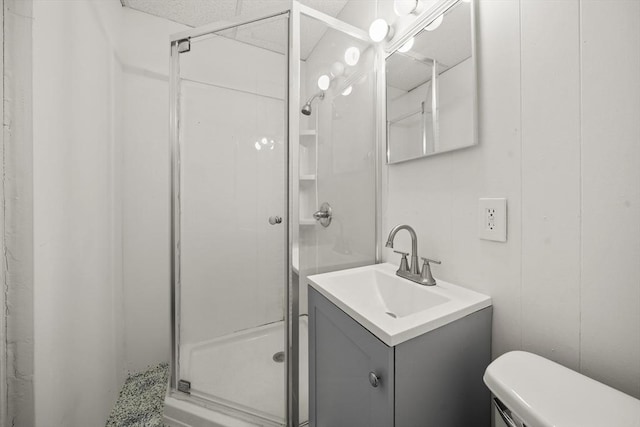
385, 0, 477, 164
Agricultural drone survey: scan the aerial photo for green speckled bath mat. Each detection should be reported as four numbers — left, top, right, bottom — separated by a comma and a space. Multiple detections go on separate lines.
106, 363, 169, 427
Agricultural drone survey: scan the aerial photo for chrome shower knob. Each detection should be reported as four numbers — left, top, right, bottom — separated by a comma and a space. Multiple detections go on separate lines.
313, 202, 332, 227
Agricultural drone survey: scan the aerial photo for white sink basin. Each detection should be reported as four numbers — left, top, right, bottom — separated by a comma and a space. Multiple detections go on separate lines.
307, 263, 492, 346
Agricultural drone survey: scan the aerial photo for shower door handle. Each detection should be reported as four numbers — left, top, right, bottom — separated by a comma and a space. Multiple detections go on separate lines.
269, 216, 282, 225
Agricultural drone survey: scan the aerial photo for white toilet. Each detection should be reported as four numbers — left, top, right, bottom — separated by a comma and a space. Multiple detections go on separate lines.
484, 351, 640, 427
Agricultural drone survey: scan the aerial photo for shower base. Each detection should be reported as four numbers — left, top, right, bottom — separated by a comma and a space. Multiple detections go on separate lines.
164, 317, 309, 427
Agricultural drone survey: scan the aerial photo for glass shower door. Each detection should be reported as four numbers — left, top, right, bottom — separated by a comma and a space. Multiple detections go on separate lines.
172, 13, 290, 425
294, 7, 379, 426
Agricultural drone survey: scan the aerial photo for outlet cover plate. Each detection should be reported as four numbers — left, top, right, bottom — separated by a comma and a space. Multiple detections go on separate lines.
478, 198, 507, 242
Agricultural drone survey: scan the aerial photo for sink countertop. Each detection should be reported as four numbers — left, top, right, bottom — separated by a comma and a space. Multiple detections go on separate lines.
307, 263, 492, 346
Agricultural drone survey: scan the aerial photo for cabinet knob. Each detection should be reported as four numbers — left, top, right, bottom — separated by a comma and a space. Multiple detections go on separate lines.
369, 372, 380, 388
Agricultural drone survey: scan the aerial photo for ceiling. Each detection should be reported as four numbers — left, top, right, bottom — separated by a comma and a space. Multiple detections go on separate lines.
121, 0, 350, 59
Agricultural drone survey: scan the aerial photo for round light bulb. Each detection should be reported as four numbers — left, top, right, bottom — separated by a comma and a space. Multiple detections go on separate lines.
398, 37, 415, 53
394, 0, 419, 16
344, 47, 361, 66
426, 14, 444, 31
330, 62, 345, 77
317, 74, 331, 91
341, 86, 353, 96
369, 18, 391, 43
254, 141, 261, 150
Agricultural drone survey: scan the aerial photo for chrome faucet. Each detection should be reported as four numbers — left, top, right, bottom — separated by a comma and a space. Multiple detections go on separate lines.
385, 224, 441, 286
385, 225, 420, 274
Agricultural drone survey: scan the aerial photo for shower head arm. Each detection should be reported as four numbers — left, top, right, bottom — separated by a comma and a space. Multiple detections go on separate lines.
305, 91, 325, 105
301, 91, 325, 116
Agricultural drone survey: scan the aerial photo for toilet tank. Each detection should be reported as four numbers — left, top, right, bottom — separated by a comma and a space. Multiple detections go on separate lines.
483, 351, 640, 427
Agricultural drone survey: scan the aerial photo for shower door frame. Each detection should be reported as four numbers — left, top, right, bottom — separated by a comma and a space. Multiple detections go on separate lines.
169, 4, 379, 426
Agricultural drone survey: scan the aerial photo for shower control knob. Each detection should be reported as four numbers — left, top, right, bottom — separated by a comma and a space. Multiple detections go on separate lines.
313, 202, 333, 228
268, 216, 283, 225
369, 372, 380, 388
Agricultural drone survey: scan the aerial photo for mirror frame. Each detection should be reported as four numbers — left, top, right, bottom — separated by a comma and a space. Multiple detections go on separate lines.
384, 0, 478, 164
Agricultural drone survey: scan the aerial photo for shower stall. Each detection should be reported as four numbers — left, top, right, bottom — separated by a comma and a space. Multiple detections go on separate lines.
165, 3, 380, 427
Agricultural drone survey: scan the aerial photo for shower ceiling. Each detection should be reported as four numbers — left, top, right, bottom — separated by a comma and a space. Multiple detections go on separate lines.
121, 0, 350, 59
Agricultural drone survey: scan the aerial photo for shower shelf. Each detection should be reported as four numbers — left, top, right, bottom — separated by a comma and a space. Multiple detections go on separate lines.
300, 122, 317, 231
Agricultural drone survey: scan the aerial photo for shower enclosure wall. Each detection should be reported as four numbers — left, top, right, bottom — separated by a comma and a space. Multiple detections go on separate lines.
167, 4, 379, 426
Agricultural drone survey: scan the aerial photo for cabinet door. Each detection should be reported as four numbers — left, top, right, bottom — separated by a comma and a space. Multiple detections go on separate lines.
309, 288, 394, 427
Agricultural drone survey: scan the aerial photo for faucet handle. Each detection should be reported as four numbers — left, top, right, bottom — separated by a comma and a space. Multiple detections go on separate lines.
393, 250, 410, 272
420, 257, 441, 286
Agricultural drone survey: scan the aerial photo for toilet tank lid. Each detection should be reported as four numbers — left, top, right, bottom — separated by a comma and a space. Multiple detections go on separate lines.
483, 351, 640, 427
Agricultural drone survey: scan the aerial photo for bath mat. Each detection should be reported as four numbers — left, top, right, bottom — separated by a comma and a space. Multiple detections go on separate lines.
106, 363, 170, 427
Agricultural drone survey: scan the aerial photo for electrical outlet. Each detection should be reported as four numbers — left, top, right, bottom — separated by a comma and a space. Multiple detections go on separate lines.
479, 198, 507, 242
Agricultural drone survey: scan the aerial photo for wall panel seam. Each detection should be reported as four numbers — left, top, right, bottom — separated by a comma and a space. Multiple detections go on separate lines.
518, 0, 523, 351
577, 0, 583, 373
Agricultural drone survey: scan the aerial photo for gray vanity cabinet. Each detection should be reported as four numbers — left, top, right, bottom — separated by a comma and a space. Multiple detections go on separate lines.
308, 287, 394, 427
309, 287, 492, 427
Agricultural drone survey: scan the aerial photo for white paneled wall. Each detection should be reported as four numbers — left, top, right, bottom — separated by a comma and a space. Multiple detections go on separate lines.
520, 0, 582, 370
579, 0, 640, 396
122, 70, 173, 373
371, 0, 640, 398
32, 0, 125, 425
120, 9, 187, 374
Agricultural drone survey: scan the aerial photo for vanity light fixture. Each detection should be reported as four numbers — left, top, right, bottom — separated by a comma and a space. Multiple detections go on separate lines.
425, 14, 444, 31
317, 74, 331, 90
398, 37, 415, 53
369, 18, 394, 43
344, 47, 360, 66
393, 0, 422, 16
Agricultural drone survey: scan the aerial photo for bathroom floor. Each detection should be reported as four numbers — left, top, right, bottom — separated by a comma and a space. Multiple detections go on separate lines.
183, 317, 309, 424
106, 363, 170, 427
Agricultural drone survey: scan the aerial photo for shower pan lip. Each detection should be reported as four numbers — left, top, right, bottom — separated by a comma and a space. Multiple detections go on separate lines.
167, 317, 309, 427
164, 392, 282, 427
